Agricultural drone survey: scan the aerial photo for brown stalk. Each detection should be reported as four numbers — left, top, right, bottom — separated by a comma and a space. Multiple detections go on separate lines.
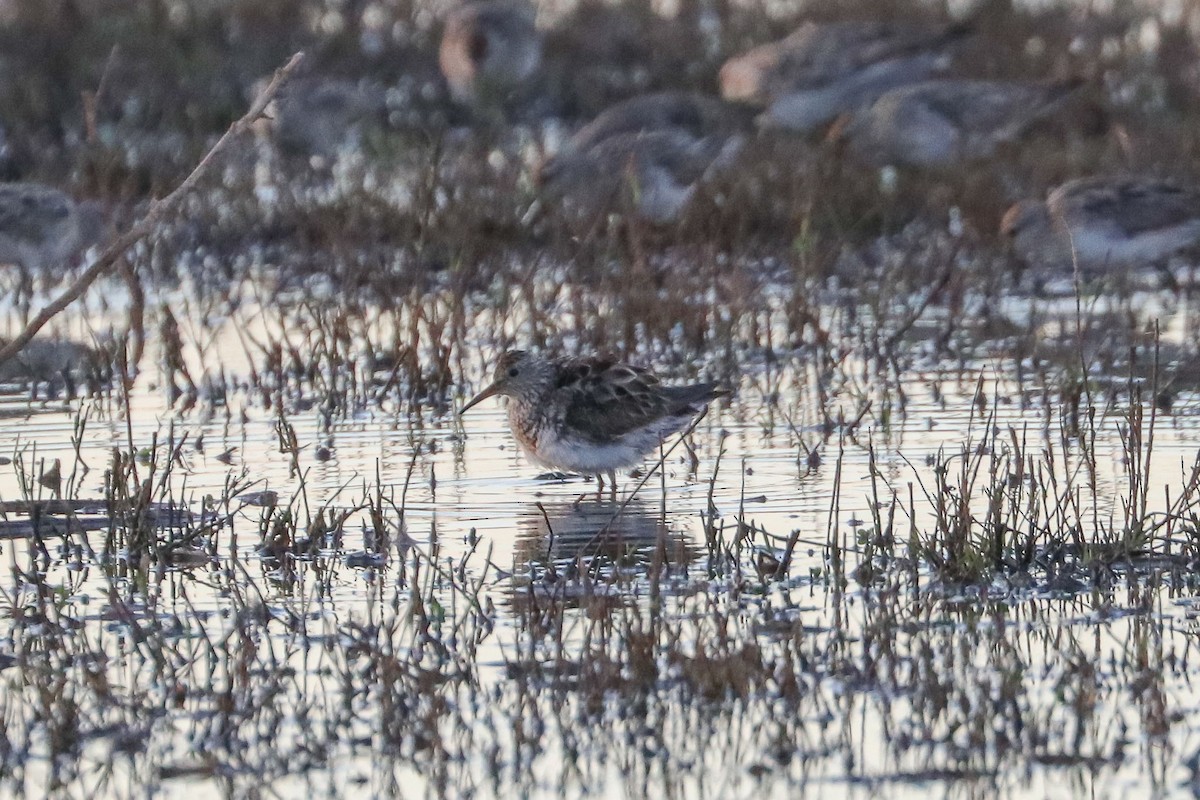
83, 44, 120, 144
0, 50, 306, 368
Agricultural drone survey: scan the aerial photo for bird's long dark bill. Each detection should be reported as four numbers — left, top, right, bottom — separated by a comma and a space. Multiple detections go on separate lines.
461, 382, 501, 413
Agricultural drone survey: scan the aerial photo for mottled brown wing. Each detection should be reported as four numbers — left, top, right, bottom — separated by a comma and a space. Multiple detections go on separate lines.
558, 356, 671, 442
1065, 178, 1200, 237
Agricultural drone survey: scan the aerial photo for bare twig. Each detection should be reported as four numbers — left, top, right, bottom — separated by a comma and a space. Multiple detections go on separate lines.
0, 50, 306, 368
881, 257, 955, 353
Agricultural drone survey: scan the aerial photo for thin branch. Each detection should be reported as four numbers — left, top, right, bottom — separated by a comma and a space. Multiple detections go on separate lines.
881, 256, 956, 353
0, 50, 306, 368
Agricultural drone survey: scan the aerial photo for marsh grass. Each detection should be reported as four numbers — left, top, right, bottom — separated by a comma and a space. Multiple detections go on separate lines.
4, 0, 1200, 797
3, 359, 1199, 796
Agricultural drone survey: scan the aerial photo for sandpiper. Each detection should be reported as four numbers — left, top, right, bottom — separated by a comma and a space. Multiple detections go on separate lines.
719, 19, 970, 133
563, 91, 752, 155
837, 78, 1087, 167
1001, 176, 1200, 274
439, 1, 542, 110
461, 350, 726, 492
537, 129, 743, 225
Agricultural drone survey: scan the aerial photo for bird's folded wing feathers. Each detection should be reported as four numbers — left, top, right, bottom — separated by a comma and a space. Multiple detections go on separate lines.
1069, 179, 1200, 237
773, 22, 958, 89
559, 358, 672, 441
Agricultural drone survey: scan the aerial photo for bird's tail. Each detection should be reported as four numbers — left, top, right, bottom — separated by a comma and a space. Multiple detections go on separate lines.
665, 382, 731, 413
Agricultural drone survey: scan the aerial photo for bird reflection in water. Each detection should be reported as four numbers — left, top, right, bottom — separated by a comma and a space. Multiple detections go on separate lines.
508, 499, 698, 617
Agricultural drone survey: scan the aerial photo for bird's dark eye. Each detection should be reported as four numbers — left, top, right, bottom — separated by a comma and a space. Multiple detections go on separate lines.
508, 367, 520, 378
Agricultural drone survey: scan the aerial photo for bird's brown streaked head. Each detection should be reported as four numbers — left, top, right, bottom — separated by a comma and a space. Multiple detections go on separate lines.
461, 350, 554, 412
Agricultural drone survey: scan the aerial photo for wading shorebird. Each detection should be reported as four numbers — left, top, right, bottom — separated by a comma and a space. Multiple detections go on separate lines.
719, 19, 971, 133
837, 78, 1087, 168
536, 129, 744, 225
461, 350, 727, 493
1001, 176, 1200, 276
439, 1, 542, 110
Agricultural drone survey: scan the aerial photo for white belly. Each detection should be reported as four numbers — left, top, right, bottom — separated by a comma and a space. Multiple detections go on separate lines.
518, 414, 695, 474
529, 434, 651, 473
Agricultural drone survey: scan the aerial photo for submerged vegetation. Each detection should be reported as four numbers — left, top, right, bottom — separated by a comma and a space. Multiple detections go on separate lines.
2, 0, 1200, 797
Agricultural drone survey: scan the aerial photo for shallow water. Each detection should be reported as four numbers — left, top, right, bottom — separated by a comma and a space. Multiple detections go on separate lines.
4, 0, 1200, 792
3, 267, 1200, 799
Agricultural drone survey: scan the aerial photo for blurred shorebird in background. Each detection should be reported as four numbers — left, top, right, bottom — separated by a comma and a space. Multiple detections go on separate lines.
253, 75, 388, 163
561, 91, 752, 155
439, 1, 542, 116
536, 128, 744, 225
720, 19, 971, 133
836, 77, 1088, 168
0, 182, 108, 323
1001, 175, 1200, 279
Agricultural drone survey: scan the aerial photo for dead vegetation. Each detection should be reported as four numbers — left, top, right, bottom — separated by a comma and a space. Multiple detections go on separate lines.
1, 0, 1200, 797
